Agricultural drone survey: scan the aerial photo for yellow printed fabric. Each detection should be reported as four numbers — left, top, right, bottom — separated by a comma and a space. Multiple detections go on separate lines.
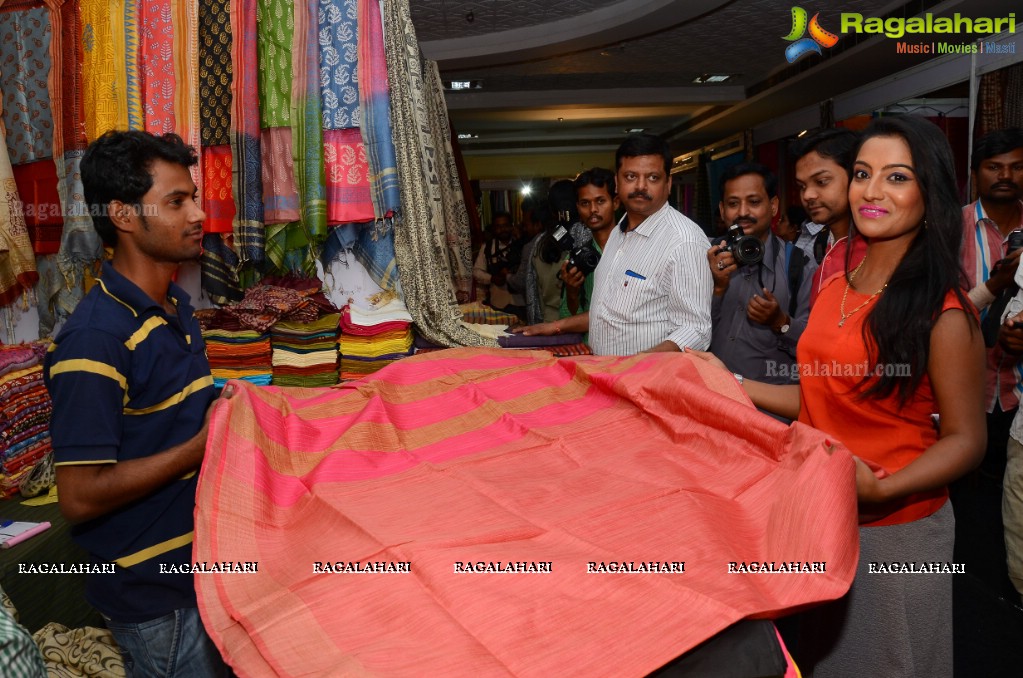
171, 0, 202, 196
80, 0, 121, 140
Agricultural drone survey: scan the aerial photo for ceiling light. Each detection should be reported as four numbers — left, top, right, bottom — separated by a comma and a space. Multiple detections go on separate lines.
557, 117, 564, 122
446, 80, 482, 91
692, 74, 731, 84
627, 128, 645, 133
797, 129, 808, 137
521, 186, 532, 196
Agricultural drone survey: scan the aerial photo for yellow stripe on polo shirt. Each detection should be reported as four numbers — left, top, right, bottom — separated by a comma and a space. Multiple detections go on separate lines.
114, 532, 194, 568
48, 359, 128, 391
96, 279, 139, 317
124, 316, 168, 350
122, 376, 214, 415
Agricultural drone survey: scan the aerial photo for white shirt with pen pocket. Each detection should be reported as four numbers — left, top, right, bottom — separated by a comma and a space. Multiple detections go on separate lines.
589, 203, 713, 355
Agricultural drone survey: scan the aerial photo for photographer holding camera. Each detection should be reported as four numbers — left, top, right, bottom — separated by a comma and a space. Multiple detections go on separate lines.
707, 163, 816, 391
473, 212, 525, 318
558, 168, 618, 317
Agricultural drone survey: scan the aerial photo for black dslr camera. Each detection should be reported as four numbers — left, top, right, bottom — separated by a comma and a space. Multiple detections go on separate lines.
722, 223, 764, 267
552, 220, 601, 276
1008, 229, 1023, 254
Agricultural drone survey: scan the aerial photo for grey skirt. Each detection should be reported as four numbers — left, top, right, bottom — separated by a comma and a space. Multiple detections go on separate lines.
797, 500, 955, 678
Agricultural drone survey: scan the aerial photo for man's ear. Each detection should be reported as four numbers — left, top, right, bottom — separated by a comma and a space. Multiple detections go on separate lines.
770, 196, 779, 219
108, 200, 135, 232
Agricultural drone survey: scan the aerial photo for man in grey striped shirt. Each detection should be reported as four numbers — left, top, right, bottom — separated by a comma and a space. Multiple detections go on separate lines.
514, 134, 713, 354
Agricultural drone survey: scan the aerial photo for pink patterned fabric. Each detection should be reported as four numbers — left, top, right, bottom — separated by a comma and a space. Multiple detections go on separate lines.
196, 349, 858, 677
323, 127, 374, 224
260, 127, 300, 225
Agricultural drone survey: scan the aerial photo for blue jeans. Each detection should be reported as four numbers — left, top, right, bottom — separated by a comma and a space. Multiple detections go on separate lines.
105, 608, 231, 678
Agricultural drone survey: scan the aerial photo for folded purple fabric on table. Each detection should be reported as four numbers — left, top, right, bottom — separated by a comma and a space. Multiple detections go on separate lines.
498, 333, 586, 348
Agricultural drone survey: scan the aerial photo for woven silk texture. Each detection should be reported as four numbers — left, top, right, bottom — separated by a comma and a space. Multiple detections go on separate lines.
196, 349, 859, 677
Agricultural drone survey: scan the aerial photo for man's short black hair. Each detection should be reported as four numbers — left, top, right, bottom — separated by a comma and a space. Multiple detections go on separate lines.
719, 162, 778, 199
616, 134, 672, 176
574, 167, 616, 198
971, 128, 1023, 171
80, 130, 198, 247
790, 128, 860, 179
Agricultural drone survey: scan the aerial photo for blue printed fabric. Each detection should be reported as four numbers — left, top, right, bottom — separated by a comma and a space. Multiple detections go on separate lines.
0, 7, 54, 164
318, 0, 359, 129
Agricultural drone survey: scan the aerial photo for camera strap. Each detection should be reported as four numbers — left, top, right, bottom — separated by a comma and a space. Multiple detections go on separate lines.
787, 244, 808, 318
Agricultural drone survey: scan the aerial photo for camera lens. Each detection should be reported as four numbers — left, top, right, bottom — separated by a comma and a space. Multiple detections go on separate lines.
737, 238, 764, 266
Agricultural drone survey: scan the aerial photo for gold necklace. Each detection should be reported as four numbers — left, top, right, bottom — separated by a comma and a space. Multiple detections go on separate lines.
839, 257, 888, 327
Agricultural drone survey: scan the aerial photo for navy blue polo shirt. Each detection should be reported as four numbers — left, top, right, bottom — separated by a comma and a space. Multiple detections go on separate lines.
44, 261, 215, 622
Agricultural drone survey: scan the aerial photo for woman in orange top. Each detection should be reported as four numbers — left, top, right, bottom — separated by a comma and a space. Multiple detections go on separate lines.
692, 115, 985, 677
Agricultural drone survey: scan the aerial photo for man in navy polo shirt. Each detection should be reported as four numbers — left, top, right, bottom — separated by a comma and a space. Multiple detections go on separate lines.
44, 130, 232, 676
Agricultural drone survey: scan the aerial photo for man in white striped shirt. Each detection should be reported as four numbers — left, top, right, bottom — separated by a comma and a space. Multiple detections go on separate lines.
587, 135, 712, 354
513, 134, 713, 354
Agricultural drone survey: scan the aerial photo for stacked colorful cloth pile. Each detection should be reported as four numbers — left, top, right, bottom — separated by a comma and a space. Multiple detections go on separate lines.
0, 342, 53, 497
195, 310, 273, 389
270, 314, 341, 387
459, 301, 521, 328
339, 300, 414, 380
200, 276, 341, 388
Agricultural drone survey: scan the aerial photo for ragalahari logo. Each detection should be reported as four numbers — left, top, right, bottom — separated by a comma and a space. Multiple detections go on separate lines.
782, 7, 840, 62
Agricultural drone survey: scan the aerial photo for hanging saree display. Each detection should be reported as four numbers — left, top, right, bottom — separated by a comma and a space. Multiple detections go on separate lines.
383, 0, 489, 347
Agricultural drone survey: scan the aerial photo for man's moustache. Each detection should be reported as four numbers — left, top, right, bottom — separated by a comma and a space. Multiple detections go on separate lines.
628, 192, 652, 200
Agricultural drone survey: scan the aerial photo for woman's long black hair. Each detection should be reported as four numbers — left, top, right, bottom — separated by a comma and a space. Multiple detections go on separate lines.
852, 116, 974, 404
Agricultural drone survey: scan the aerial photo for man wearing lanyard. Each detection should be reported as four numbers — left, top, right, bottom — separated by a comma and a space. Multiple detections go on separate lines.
954, 127, 1023, 597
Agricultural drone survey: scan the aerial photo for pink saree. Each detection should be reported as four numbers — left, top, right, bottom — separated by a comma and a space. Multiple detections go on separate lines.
197, 349, 858, 676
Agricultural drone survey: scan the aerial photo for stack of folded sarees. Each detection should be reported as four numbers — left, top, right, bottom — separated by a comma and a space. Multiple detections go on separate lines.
270, 314, 341, 387
0, 341, 53, 497
196, 310, 273, 388
338, 299, 414, 380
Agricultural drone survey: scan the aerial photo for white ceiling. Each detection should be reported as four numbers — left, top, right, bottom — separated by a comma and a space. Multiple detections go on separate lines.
408, 0, 1011, 160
